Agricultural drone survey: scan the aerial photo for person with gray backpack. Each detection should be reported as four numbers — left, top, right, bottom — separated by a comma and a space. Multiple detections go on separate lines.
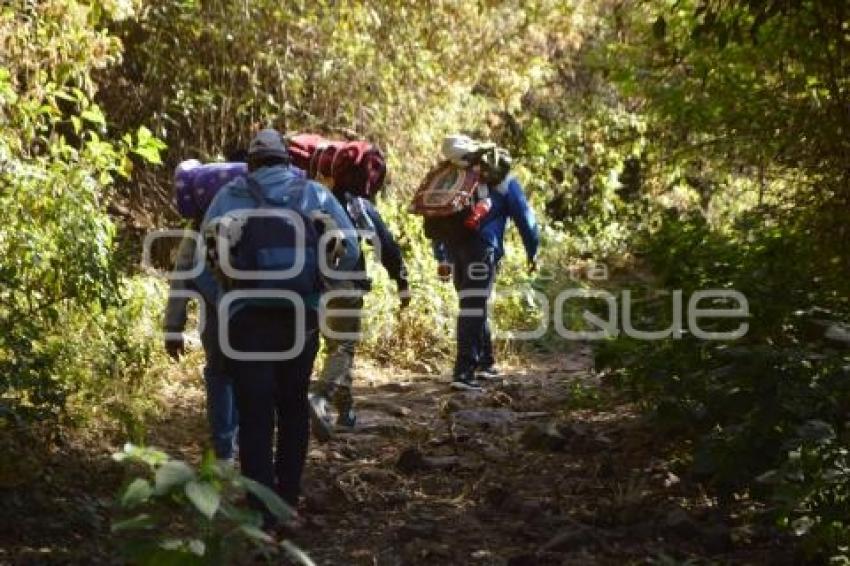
310, 194, 408, 439
201, 129, 359, 525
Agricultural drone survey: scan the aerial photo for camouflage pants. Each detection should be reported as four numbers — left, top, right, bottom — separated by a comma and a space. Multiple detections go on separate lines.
314, 291, 364, 411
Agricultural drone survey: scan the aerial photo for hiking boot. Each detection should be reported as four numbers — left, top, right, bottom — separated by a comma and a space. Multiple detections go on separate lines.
308, 393, 333, 443
336, 407, 357, 429
476, 365, 500, 380
450, 373, 483, 392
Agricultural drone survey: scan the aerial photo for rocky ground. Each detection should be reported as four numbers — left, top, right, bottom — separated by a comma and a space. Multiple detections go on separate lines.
0, 345, 793, 564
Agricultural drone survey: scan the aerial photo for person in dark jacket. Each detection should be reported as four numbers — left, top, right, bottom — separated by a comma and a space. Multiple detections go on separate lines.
308, 188, 409, 440
434, 162, 539, 392
164, 160, 244, 465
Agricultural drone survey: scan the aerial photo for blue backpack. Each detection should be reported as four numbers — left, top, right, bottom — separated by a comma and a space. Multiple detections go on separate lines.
208, 176, 322, 297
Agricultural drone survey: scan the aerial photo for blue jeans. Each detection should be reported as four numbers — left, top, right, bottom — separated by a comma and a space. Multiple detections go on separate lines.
201, 315, 238, 460
449, 240, 497, 376
225, 306, 320, 509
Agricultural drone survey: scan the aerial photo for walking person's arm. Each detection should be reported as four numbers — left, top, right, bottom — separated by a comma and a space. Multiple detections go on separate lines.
364, 203, 408, 294
163, 234, 198, 359
505, 177, 540, 269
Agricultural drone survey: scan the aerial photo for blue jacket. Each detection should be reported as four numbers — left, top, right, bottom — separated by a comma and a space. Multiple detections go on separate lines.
201, 165, 360, 306
434, 174, 539, 263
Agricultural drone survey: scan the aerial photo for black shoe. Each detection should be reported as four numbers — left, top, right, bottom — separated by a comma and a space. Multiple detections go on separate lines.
476, 365, 500, 380
336, 408, 357, 429
308, 393, 333, 443
450, 373, 483, 392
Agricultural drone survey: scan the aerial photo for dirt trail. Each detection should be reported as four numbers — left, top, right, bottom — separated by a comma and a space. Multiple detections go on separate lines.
282, 348, 788, 565
1, 346, 791, 565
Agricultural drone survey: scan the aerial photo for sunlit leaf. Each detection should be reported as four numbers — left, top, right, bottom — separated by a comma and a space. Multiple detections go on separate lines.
155, 460, 195, 494
81, 107, 106, 127
238, 477, 293, 520
239, 524, 274, 544
281, 540, 316, 566
184, 480, 220, 520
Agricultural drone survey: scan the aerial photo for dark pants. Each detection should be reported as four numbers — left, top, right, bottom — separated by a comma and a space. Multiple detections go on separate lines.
450, 240, 497, 376
225, 306, 320, 508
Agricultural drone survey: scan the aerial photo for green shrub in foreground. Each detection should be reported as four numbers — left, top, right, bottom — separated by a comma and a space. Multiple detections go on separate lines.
113, 444, 313, 566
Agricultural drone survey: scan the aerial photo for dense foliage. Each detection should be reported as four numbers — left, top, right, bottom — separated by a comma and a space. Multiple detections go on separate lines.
3, 0, 850, 559
0, 1, 166, 434
592, 0, 850, 559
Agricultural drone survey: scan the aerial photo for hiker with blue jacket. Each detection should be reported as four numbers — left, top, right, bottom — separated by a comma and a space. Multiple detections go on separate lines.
201, 129, 359, 518
430, 137, 540, 391
164, 156, 305, 464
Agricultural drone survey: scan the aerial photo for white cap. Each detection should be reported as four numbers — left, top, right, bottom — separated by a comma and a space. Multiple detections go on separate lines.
441, 134, 495, 166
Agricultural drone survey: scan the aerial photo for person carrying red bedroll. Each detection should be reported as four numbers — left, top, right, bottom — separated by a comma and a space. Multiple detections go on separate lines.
288, 134, 409, 441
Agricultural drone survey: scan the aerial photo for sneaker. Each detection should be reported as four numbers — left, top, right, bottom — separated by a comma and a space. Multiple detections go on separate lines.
336, 407, 357, 429
308, 393, 334, 443
476, 365, 500, 380
450, 373, 484, 392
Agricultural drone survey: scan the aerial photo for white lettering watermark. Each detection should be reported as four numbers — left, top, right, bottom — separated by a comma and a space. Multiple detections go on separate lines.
145, 228, 751, 361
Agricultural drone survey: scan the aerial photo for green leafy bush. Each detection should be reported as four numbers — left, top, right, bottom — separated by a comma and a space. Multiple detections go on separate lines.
763, 421, 850, 559
112, 444, 313, 565
597, 211, 850, 560
0, 0, 167, 428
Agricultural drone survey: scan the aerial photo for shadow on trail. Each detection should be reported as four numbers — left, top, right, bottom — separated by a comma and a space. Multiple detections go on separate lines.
0, 347, 793, 565
0, 430, 121, 564
0, 368, 209, 565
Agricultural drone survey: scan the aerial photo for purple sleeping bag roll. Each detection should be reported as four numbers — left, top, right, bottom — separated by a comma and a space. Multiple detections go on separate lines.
174, 160, 248, 219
